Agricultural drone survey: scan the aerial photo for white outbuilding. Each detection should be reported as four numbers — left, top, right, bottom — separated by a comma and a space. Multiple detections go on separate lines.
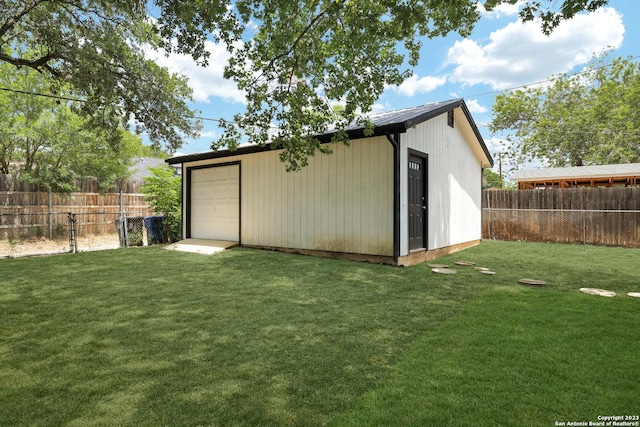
166, 98, 493, 266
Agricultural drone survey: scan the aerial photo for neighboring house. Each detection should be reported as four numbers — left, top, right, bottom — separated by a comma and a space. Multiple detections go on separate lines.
166, 98, 493, 266
130, 157, 180, 181
510, 163, 640, 189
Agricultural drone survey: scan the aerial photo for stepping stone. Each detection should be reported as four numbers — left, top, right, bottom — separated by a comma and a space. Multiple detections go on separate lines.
432, 268, 457, 275
480, 270, 496, 275
427, 263, 449, 268
518, 278, 546, 286
626, 292, 640, 299
454, 261, 475, 266
474, 266, 490, 271
579, 288, 616, 297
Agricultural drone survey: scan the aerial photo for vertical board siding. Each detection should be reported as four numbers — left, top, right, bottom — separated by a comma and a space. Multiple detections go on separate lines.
401, 109, 483, 255
183, 137, 394, 256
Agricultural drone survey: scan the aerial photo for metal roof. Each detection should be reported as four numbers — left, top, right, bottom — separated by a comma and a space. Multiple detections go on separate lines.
167, 99, 492, 166
337, 99, 460, 132
510, 163, 640, 182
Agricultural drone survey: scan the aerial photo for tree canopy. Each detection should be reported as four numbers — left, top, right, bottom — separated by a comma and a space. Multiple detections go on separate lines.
490, 53, 640, 168
0, 0, 610, 168
0, 62, 157, 192
0, 0, 200, 153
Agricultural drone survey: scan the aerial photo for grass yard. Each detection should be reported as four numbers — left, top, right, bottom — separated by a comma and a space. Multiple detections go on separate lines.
1, 241, 638, 426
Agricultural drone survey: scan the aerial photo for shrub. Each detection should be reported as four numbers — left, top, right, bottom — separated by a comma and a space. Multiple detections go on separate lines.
141, 165, 182, 243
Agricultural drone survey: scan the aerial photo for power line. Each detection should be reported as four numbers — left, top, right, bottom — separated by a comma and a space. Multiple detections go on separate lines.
2, 54, 639, 125
0, 85, 230, 124
465, 54, 640, 98
0, 86, 87, 103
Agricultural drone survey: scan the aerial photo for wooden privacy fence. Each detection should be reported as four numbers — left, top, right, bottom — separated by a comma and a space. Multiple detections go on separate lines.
0, 183, 153, 240
482, 188, 640, 248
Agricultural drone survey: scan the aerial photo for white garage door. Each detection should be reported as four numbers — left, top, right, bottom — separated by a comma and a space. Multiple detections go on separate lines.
190, 165, 239, 241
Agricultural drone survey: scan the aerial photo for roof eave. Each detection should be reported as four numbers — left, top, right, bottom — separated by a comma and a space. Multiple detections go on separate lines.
166, 98, 494, 167
167, 123, 411, 165
459, 102, 494, 168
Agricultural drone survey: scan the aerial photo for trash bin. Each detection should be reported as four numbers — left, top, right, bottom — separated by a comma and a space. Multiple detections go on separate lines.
144, 216, 165, 245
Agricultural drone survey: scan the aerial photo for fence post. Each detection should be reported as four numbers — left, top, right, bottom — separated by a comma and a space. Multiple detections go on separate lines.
119, 190, 128, 247
486, 191, 491, 239
123, 212, 129, 247
48, 189, 53, 239
67, 212, 77, 253
582, 209, 586, 245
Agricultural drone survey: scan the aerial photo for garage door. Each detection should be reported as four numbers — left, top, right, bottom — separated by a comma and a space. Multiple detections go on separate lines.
189, 164, 239, 241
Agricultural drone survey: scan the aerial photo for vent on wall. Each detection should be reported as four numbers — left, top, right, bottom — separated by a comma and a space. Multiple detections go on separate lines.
447, 110, 454, 128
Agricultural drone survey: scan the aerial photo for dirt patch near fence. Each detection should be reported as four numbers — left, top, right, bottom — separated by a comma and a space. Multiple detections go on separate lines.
1, 233, 122, 258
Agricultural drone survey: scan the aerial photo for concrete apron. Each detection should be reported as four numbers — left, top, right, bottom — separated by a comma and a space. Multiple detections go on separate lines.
164, 239, 238, 255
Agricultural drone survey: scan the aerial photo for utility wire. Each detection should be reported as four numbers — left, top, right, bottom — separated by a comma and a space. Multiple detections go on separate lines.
0, 86, 229, 124
1, 54, 639, 123
0, 87, 86, 103
466, 54, 640, 98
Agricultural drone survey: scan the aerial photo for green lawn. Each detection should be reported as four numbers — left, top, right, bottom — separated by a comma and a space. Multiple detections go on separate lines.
1, 241, 638, 426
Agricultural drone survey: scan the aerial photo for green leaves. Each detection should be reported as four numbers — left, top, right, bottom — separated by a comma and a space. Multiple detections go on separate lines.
0, 0, 200, 152
491, 52, 640, 168
0, 61, 154, 192
215, 0, 480, 169
0, 0, 612, 168
140, 164, 182, 242
212, 0, 612, 169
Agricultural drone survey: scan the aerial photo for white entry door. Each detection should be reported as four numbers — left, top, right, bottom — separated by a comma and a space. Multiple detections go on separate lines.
189, 164, 239, 241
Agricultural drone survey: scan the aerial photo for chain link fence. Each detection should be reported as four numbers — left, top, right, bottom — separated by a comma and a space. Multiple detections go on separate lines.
483, 208, 640, 248
0, 210, 164, 258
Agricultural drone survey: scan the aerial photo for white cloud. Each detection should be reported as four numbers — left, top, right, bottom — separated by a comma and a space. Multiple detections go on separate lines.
394, 74, 447, 96
198, 130, 218, 139
484, 137, 508, 155
146, 41, 246, 104
477, 1, 524, 18
370, 103, 386, 113
465, 99, 487, 114
446, 7, 625, 90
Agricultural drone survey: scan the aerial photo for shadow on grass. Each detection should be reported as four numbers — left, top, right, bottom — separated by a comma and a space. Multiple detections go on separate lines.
1, 241, 638, 426
1, 246, 478, 426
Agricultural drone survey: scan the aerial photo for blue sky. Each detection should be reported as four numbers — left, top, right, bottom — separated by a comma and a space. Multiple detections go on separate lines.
149, 1, 638, 175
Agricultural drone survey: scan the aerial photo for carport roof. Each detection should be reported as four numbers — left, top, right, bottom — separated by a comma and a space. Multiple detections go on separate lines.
510, 163, 640, 188
511, 163, 640, 181
167, 98, 492, 166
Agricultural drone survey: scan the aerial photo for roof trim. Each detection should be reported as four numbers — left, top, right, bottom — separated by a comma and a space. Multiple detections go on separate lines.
167, 99, 493, 167
460, 102, 493, 167
511, 163, 640, 182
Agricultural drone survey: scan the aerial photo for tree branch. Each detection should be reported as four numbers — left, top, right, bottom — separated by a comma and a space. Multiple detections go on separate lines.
0, 0, 50, 40
267, 2, 340, 70
245, 2, 343, 93
0, 52, 62, 75
55, 0, 134, 27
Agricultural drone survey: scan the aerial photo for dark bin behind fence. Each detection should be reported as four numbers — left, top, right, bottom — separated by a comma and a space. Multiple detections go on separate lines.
144, 216, 165, 245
